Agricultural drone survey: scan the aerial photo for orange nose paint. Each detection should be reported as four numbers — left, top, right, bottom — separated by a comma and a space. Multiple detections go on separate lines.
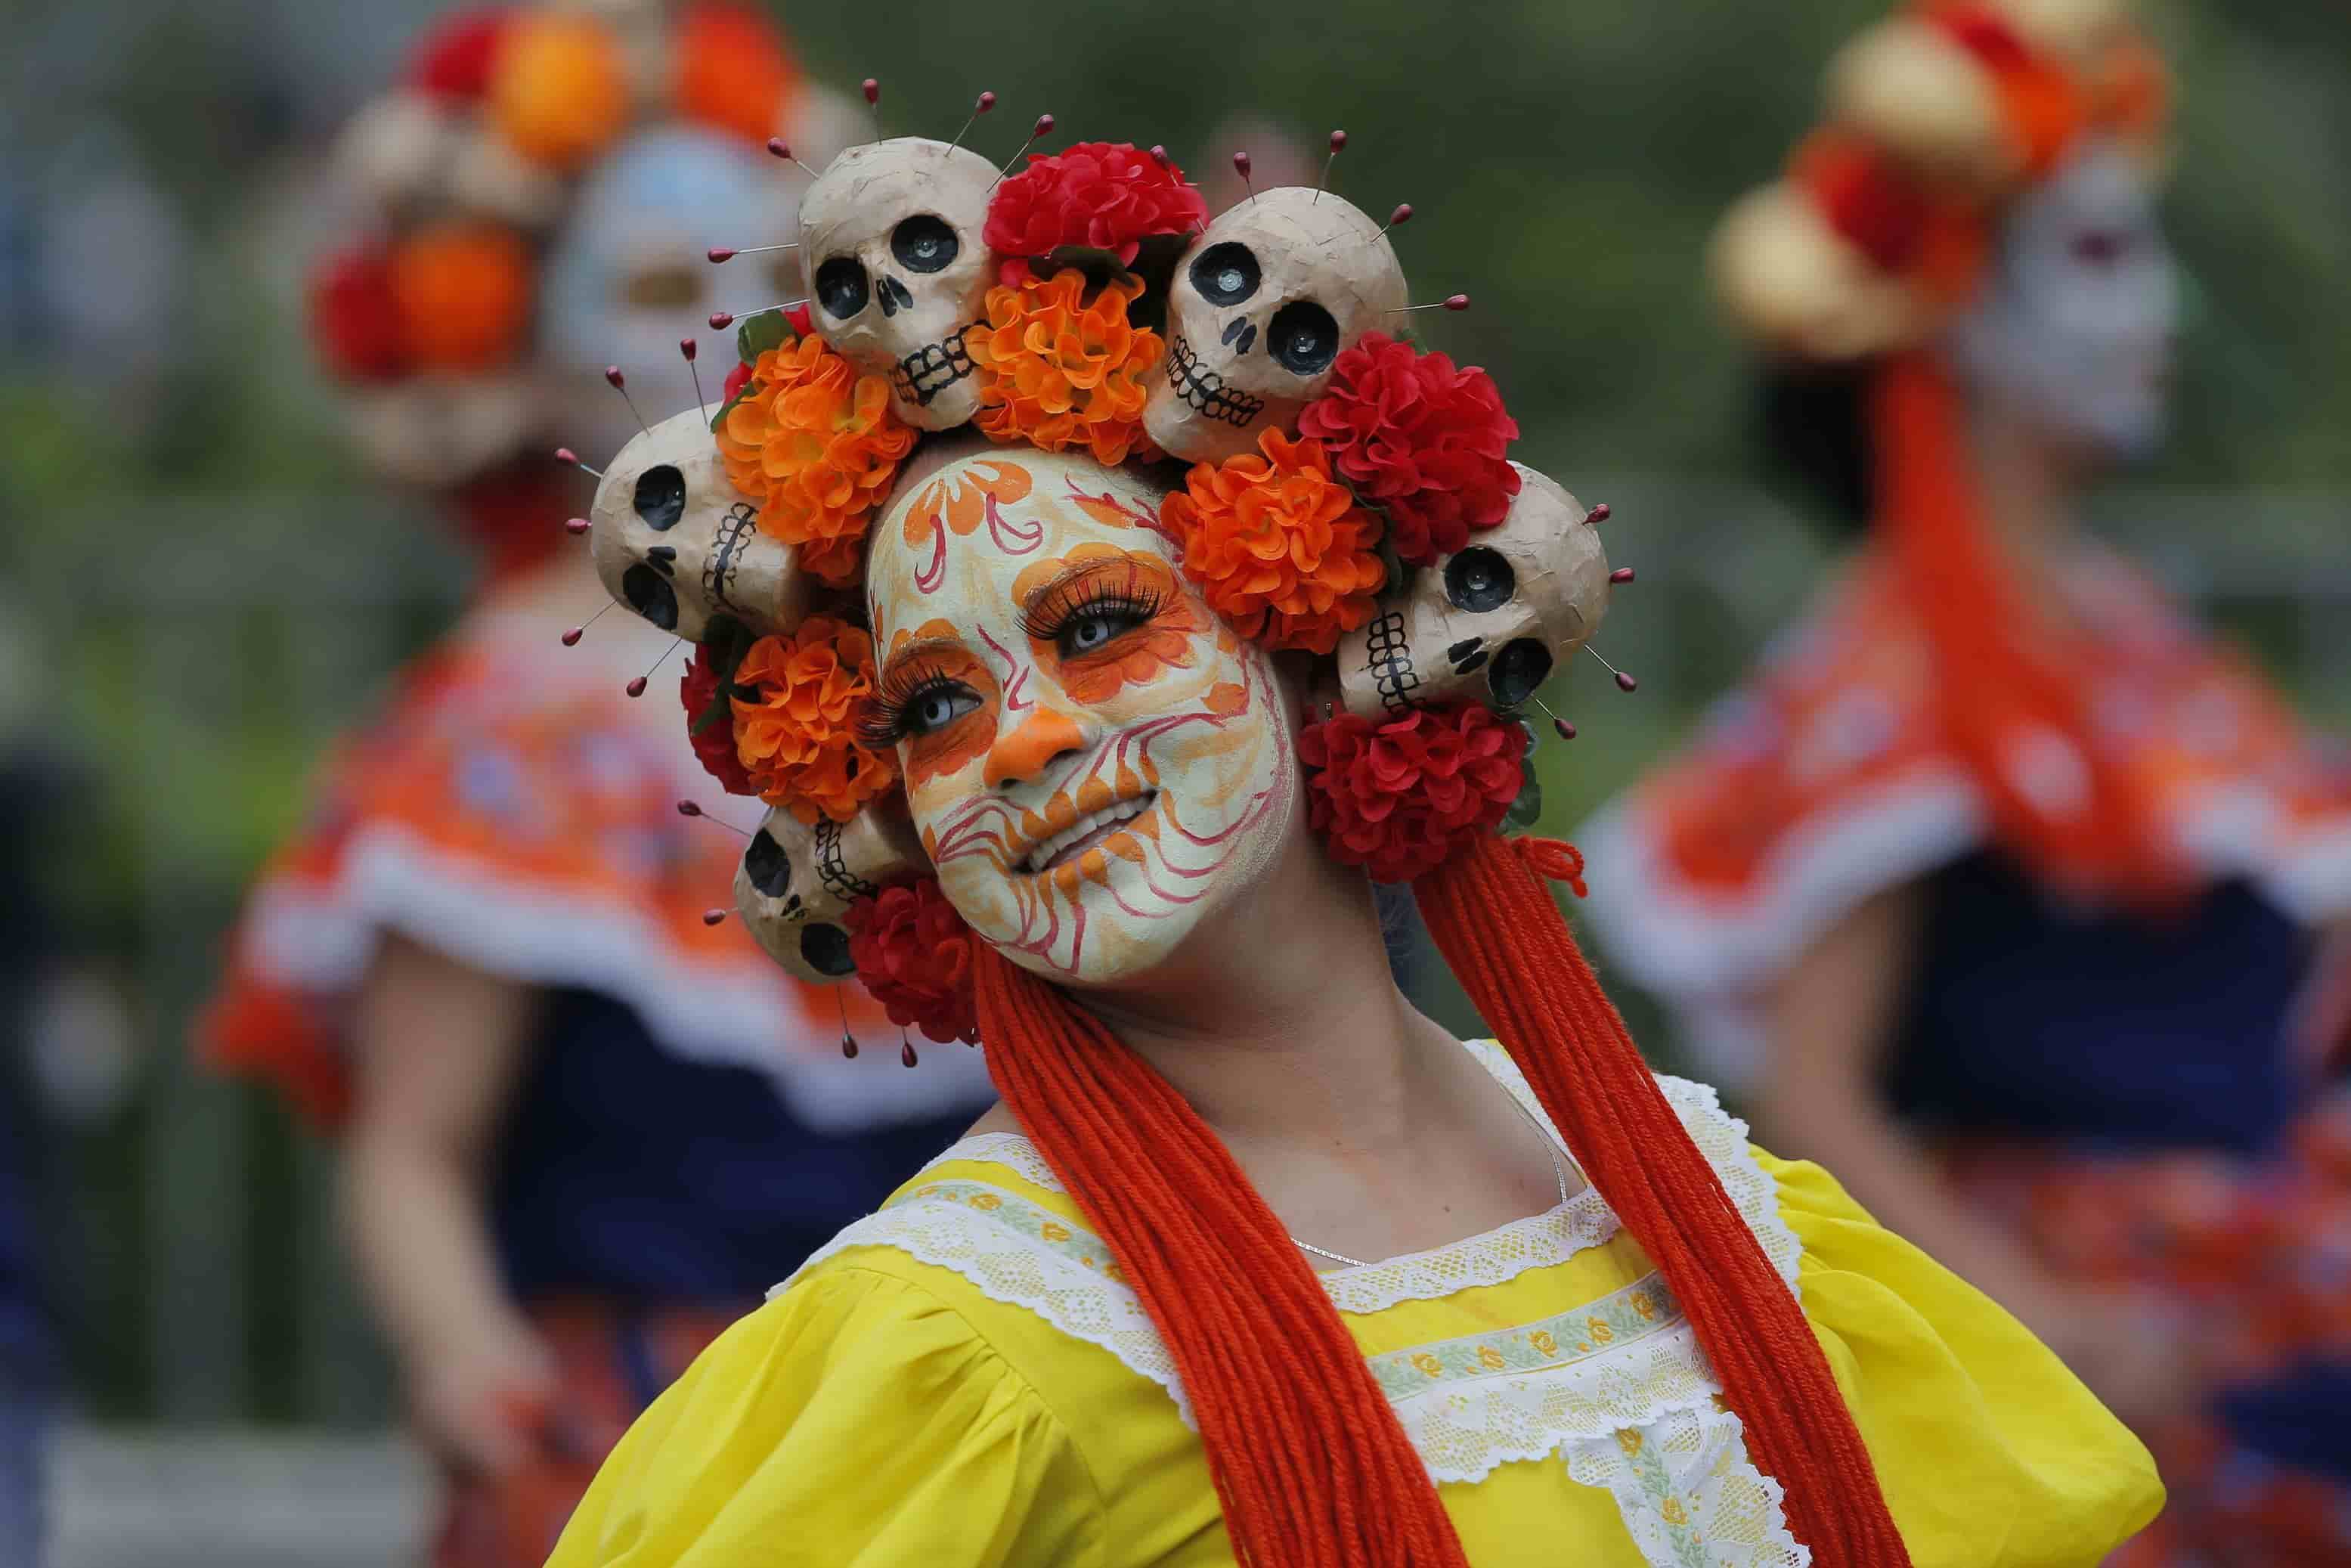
983, 708, 1088, 790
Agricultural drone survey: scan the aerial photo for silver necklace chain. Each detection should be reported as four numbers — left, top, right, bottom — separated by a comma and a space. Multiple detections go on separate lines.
1290, 1095, 1572, 1271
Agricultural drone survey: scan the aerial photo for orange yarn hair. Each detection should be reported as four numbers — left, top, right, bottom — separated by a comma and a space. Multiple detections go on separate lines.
1872, 352, 2186, 904
972, 829, 1914, 1565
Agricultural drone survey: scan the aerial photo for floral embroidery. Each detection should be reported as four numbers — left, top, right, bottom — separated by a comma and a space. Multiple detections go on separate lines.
1041, 1221, 1071, 1242
1530, 1330, 1559, 1356
1477, 1346, 1507, 1370
1589, 1318, 1615, 1343
1363, 1273, 1683, 1401
1412, 1353, 1444, 1378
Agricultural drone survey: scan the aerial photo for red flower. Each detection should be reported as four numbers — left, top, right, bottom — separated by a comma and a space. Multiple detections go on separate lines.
680, 646, 757, 795
1298, 702, 1525, 883
1296, 333, 1521, 566
983, 141, 1209, 284
407, 9, 511, 101
721, 358, 752, 404
309, 244, 408, 381
845, 879, 980, 1045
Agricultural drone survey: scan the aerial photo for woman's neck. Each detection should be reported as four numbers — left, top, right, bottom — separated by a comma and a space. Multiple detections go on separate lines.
1967, 397, 2091, 621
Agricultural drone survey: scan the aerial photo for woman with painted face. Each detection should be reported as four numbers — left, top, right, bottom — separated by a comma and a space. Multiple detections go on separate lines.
543, 98, 2159, 1568
200, 9, 992, 1564
1581, 5, 2351, 1561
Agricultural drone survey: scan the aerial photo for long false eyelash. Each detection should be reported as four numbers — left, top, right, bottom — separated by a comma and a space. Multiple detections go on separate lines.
857, 657, 962, 748
1020, 564, 1170, 646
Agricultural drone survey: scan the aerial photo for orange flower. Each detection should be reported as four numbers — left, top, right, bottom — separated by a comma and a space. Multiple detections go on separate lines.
388, 225, 531, 370
717, 335, 918, 587
488, 11, 630, 171
968, 270, 1162, 466
1163, 431, 1387, 655
730, 617, 900, 823
674, 2, 797, 146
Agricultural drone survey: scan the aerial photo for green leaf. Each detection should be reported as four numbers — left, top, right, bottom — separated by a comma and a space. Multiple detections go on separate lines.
736, 309, 794, 366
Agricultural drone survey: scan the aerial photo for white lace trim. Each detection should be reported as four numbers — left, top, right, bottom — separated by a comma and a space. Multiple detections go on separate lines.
779, 1045, 1810, 1561
1564, 1399, 1810, 1568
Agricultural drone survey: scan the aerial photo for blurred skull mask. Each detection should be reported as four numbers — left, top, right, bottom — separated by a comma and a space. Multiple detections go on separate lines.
797, 137, 999, 430
1145, 187, 1406, 463
590, 409, 811, 643
735, 801, 929, 984
1337, 465, 1610, 719
1947, 136, 2178, 463
543, 127, 803, 453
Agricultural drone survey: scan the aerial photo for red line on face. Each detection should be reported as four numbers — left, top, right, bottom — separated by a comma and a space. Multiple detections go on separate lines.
915, 520, 949, 595
977, 624, 1033, 714
984, 491, 1045, 556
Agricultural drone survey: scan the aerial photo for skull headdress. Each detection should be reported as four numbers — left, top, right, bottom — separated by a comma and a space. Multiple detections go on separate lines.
568, 113, 1625, 1024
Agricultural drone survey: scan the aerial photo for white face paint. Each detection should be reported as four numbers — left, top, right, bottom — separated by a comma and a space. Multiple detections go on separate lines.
541, 127, 801, 451
1947, 137, 2179, 461
863, 445, 1296, 986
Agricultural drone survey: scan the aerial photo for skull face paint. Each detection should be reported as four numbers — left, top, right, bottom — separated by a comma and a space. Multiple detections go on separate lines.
864, 444, 1296, 984
1336, 465, 1611, 719
542, 127, 803, 455
1947, 137, 2178, 461
798, 138, 998, 430
1145, 187, 1407, 463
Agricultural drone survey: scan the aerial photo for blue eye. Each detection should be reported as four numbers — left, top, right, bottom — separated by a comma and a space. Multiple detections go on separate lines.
909, 686, 982, 735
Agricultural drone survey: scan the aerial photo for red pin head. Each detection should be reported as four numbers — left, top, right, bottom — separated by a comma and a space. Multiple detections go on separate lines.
862, 77, 880, 107
563, 516, 589, 536
707, 246, 736, 264
1148, 144, 1171, 166
1610, 566, 1634, 584
554, 447, 579, 466
603, 366, 625, 390
840, 1033, 859, 1059
561, 626, 584, 646
678, 338, 698, 361
1329, 129, 1348, 153
708, 311, 734, 330
677, 799, 705, 818
1553, 718, 1578, 741
900, 1040, 919, 1068
1385, 203, 1414, 233
977, 89, 997, 112
1584, 502, 1611, 526
1033, 113, 1055, 137
626, 676, 649, 698
1615, 671, 1639, 694
1444, 293, 1470, 311
1231, 150, 1252, 178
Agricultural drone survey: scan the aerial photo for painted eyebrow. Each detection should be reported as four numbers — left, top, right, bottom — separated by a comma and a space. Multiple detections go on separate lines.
878, 635, 967, 685
1018, 553, 1153, 618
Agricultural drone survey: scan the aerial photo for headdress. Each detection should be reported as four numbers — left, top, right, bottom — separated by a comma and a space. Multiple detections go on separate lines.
563, 95, 1911, 1566
1711, 0, 2181, 905
304, 0, 813, 580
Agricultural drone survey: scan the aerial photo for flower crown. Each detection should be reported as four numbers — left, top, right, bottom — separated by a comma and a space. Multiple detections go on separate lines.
1711, 0, 2169, 361
577, 111, 1622, 1052
309, 0, 804, 486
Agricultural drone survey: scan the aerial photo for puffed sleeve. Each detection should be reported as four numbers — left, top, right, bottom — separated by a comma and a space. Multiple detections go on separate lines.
548, 1263, 1103, 1567
1761, 1149, 2166, 1568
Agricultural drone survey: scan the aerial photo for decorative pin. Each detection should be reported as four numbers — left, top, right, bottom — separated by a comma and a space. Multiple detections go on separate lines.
605, 367, 650, 438
949, 89, 997, 153
862, 76, 883, 141
1314, 130, 1346, 203
838, 990, 859, 1059
991, 113, 1055, 187
708, 298, 809, 332
560, 600, 618, 648
1532, 695, 1577, 741
563, 516, 590, 537
900, 1031, 918, 1069
1586, 646, 1638, 693
766, 138, 819, 178
680, 338, 707, 422
1389, 293, 1470, 314
677, 799, 753, 838
554, 447, 604, 479
1233, 150, 1255, 204
1609, 566, 1634, 585
702, 908, 729, 927
1583, 502, 1610, 526
706, 240, 801, 265
627, 637, 683, 699
1380, 202, 1414, 237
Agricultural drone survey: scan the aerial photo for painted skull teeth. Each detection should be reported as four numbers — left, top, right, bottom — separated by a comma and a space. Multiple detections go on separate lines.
813, 817, 883, 906
889, 324, 979, 407
1018, 792, 1157, 875
702, 500, 757, 611
1360, 610, 1423, 714
1167, 334, 1267, 427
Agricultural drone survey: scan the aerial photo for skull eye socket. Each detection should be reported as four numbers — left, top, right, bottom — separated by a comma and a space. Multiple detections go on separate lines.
621, 264, 702, 310
1189, 242, 1261, 307
1444, 547, 1515, 614
891, 215, 960, 274
816, 256, 870, 319
1488, 638, 1554, 708
745, 829, 792, 899
800, 922, 856, 978
633, 464, 686, 531
1268, 300, 1340, 376
621, 564, 680, 631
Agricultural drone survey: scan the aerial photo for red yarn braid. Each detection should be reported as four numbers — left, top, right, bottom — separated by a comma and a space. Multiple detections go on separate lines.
971, 947, 1471, 1567
1414, 833, 1912, 1565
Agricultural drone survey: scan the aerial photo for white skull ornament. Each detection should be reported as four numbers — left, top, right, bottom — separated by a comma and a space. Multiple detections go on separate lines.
734, 802, 930, 984
1145, 187, 1407, 463
590, 408, 813, 643
1337, 465, 1612, 718
797, 137, 998, 430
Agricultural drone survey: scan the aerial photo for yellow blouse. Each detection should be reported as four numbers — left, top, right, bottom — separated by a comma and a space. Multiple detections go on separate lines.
550, 1045, 2161, 1566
